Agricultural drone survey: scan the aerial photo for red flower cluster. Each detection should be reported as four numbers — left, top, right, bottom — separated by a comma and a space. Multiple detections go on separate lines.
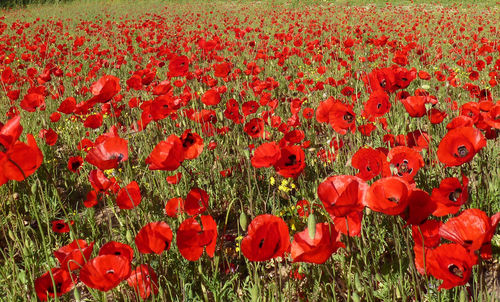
0, 116, 43, 186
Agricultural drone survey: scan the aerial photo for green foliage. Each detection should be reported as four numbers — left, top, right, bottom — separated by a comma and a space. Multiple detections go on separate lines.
0, 0, 498, 301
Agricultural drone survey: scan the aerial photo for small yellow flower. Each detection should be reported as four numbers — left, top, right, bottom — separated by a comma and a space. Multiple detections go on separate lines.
104, 169, 115, 177
269, 176, 275, 186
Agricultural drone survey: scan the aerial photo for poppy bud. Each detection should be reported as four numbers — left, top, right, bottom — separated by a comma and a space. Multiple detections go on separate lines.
240, 212, 248, 232
307, 214, 316, 239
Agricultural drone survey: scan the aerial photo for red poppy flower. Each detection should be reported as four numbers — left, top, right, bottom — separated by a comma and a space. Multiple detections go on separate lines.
439, 209, 500, 259
351, 147, 391, 181
0, 115, 22, 150
412, 219, 442, 249
362, 90, 391, 121
135, 222, 173, 255
80, 255, 131, 292
406, 130, 430, 151
460, 102, 480, 123
85, 136, 128, 170
358, 123, 376, 136
437, 127, 486, 167
315, 97, 336, 123
446, 116, 474, 130
51, 220, 73, 233
387, 146, 424, 182
165, 172, 181, 185
126, 74, 142, 90
98, 241, 134, 262
214, 62, 231, 78
224, 103, 243, 124
84, 190, 99, 208
67, 156, 83, 173
58, 97, 76, 114
146, 135, 184, 171
168, 55, 189, 77
149, 94, 176, 121
291, 223, 345, 264
0, 134, 43, 186
201, 88, 221, 106
83, 114, 103, 129
431, 175, 468, 217
242, 101, 259, 117
184, 187, 209, 216
54, 239, 94, 271
88, 169, 114, 193
177, 215, 217, 261
425, 243, 476, 290
296, 199, 312, 217
180, 129, 204, 160
127, 264, 159, 299
362, 68, 397, 93
317, 175, 368, 217
332, 211, 363, 237
241, 214, 290, 262
244, 118, 265, 138
401, 189, 436, 226
251, 142, 281, 168
400, 96, 429, 117
418, 70, 431, 80
483, 104, 500, 129
273, 145, 305, 178
165, 197, 184, 217
427, 108, 447, 124
78, 138, 94, 152
49, 112, 61, 122
365, 177, 412, 215
20, 92, 45, 112
116, 181, 141, 210
89, 75, 121, 103
328, 101, 356, 135
34, 268, 76, 301
393, 66, 416, 89
284, 129, 305, 144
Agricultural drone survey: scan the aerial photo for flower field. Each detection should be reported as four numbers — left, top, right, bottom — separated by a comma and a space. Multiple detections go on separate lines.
0, 0, 499, 300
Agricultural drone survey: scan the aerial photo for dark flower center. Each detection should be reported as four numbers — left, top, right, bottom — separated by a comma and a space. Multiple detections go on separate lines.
182, 133, 195, 148
343, 112, 354, 123
111, 153, 124, 162
380, 79, 386, 88
377, 102, 382, 109
47, 282, 62, 294
448, 189, 462, 202
114, 251, 121, 256
55, 223, 65, 230
396, 160, 413, 176
448, 264, 464, 278
387, 197, 399, 203
399, 161, 409, 173
455, 146, 469, 158
259, 238, 265, 249
0, 144, 6, 153
284, 154, 297, 167
106, 269, 115, 274
71, 161, 81, 171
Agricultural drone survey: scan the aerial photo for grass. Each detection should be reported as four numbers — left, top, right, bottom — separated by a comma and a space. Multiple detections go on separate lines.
0, 0, 499, 301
